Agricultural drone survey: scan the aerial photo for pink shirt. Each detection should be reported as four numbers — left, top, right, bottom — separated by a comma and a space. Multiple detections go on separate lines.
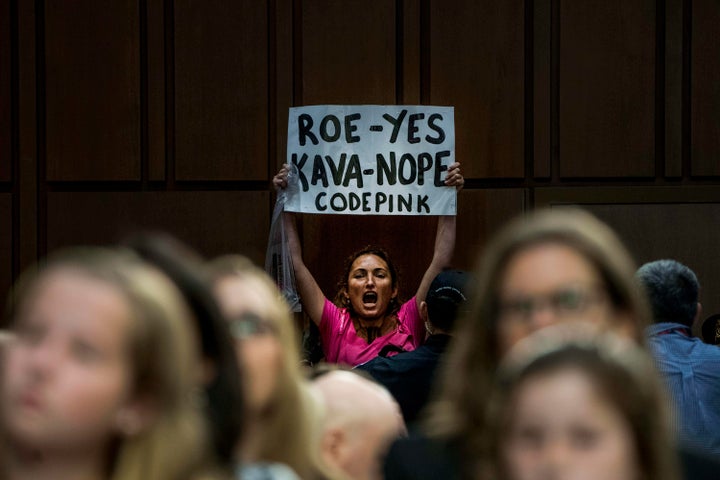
320, 297, 424, 366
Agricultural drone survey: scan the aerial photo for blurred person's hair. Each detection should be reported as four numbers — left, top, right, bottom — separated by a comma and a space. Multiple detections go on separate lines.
123, 232, 243, 470
206, 255, 338, 480
486, 325, 680, 480
425, 208, 651, 460
3, 247, 213, 480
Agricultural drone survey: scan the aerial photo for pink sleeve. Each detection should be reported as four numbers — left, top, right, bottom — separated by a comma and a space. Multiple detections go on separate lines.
401, 296, 425, 347
320, 299, 342, 359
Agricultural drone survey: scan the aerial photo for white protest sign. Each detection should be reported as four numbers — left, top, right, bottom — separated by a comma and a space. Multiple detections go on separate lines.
284, 105, 456, 216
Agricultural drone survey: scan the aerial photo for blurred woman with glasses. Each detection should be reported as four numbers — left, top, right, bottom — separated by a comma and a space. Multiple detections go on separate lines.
206, 255, 339, 480
384, 207, 653, 479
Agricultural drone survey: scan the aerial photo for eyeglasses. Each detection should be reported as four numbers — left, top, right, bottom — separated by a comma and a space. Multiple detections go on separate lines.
499, 286, 606, 321
228, 312, 276, 339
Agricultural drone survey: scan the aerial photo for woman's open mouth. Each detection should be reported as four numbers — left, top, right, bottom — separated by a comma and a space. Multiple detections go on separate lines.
362, 292, 378, 305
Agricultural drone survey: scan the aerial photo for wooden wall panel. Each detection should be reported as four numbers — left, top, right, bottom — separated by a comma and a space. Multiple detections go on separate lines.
275, 0, 294, 169
300, 188, 525, 302
300, 0, 395, 104
175, 1, 268, 181
401, 0, 421, 105
691, 0, 720, 177
559, 0, 655, 178
0, 194, 11, 309
430, 0, 524, 179
147, 0, 166, 181
46, 191, 271, 265
584, 203, 720, 324
455, 189, 526, 268
17, 0, 37, 273
0, 0, 10, 182
533, 0, 552, 179
45, 0, 140, 181
664, 0, 682, 178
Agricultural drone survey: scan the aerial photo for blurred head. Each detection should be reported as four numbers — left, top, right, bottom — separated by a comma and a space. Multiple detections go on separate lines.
123, 232, 244, 468
206, 255, 326, 478
427, 208, 650, 451
636, 259, 700, 328
487, 325, 678, 480
334, 246, 401, 320
1, 248, 207, 478
477, 208, 648, 359
312, 370, 406, 480
207, 255, 299, 415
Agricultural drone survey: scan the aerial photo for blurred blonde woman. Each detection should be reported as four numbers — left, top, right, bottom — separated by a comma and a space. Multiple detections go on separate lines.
0, 247, 215, 480
487, 324, 680, 480
206, 255, 338, 480
384, 207, 652, 479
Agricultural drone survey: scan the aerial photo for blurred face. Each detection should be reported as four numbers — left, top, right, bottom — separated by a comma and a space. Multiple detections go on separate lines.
347, 254, 397, 321
214, 275, 283, 413
497, 243, 612, 354
1, 269, 134, 452
502, 368, 639, 480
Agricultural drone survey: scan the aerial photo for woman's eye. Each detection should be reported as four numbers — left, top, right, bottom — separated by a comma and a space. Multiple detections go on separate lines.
554, 290, 585, 311
512, 426, 545, 449
571, 429, 600, 449
71, 340, 102, 362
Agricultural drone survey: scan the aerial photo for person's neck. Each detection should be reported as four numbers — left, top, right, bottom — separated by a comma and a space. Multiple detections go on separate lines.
6, 440, 108, 480
357, 315, 387, 328
235, 417, 265, 464
355, 314, 397, 342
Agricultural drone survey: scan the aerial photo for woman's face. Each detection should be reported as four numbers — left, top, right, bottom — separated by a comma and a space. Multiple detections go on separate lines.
214, 275, 283, 414
502, 368, 639, 480
497, 243, 613, 355
1, 269, 134, 451
347, 254, 397, 321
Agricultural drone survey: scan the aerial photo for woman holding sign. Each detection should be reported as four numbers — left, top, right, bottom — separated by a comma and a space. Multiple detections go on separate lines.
273, 161, 463, 367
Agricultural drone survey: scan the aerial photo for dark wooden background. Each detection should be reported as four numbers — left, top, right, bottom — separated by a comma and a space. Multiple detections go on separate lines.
2, 0, 719, 325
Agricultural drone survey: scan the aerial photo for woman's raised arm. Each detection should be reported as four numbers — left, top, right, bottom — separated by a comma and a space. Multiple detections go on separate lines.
274, 165, 326, 325
414, 162, 463, 309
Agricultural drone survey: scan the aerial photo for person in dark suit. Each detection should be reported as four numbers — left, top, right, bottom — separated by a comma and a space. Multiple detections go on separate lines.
355, 269, 471, 428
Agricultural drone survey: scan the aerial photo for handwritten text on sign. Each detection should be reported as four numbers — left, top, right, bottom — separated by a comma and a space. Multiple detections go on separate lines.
284, 105, 456, 216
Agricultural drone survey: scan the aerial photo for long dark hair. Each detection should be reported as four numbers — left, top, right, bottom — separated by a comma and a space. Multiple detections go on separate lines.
332, 245, 403, 318
122, 232, 243, 470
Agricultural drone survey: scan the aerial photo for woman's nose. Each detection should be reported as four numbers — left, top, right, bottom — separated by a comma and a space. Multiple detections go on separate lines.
23, 341, 61, 380
528, 301, 561, 331
539, 438, 571, 475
